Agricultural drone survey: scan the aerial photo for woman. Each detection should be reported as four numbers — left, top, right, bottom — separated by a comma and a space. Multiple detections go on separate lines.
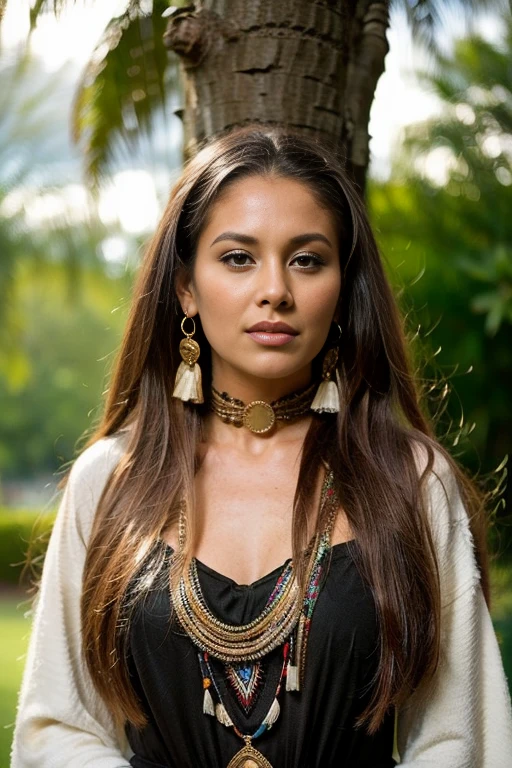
11, 125, 512, 768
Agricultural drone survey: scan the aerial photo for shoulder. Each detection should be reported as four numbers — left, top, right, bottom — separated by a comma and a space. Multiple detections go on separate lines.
62, 429, 130, 544
409, 437, 462, 516
409, 437, 479, 599
68, 430, 128, 489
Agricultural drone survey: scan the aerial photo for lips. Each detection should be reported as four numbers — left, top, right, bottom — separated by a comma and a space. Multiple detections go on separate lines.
246, 322, 299, 347
246, 321, 299, 335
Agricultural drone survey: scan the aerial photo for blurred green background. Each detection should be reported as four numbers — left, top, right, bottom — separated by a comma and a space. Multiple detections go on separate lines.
1, 2, 511, 765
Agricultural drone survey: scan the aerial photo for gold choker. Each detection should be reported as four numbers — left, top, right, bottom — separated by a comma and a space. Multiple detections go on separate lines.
210, 382, 317, 434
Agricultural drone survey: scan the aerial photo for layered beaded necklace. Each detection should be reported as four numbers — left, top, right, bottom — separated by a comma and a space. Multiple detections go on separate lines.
169, 469, 339, 768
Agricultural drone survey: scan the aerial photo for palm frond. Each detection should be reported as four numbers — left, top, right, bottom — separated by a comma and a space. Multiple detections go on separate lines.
71, 0, 170, 186
392, 0, 510, 53
0, 0, 84, 33
29, 0, 47, 31
27, 0, 107, 32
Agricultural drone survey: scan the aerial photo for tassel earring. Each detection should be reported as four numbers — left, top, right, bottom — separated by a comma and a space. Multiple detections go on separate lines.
172, 311, 204, 404
311, 324, 342, 414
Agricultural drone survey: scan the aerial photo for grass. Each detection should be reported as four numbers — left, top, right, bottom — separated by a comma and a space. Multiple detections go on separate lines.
0, 592, 32, 765
1, 561, 511, 766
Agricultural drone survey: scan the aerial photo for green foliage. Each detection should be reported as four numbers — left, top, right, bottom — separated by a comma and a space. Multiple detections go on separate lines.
0, 260, 132, 477
0, 596, 32, 764
460, 245, 512, 335
393, 15, 512, 337
0, 47, 142, 486
0, 509, 55, 585
72, 0, 173, 185
0, 55, 69, 389
370, 181, 512, 484
369, 14, 512, 526
0, 54, 124, 389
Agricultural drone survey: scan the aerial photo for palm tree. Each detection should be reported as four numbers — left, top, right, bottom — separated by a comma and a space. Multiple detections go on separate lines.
12, 0, 504, 192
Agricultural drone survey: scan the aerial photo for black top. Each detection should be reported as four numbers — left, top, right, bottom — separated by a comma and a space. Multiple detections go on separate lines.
124, 540, 396, 768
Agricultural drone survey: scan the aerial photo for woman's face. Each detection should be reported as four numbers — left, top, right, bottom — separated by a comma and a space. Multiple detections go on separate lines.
176, 174, 342, 391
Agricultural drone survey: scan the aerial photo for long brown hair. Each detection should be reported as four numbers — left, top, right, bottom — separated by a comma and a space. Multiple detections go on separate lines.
64, 126, 491, 735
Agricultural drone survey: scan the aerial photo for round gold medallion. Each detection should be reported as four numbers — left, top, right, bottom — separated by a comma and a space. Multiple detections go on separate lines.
242, 401, 275, 434
179, 337, 200, 366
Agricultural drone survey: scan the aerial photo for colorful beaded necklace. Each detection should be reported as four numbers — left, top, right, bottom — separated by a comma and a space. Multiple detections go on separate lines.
169, 469, 339, 768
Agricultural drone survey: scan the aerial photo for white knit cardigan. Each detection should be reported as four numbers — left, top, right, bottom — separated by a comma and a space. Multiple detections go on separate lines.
10, 432, 512, 767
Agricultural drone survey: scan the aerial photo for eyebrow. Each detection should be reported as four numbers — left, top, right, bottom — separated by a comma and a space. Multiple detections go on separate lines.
210, 231, 333, 248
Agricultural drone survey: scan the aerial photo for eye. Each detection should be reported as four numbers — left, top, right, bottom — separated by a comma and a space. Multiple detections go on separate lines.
291, 253, 325, 269
220, 251, 254, 269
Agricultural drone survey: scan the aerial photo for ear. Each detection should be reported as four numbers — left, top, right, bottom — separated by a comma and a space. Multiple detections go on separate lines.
175, 266, 198, 316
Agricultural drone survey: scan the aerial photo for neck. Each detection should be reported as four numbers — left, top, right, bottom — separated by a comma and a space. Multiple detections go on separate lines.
206, 370, 316, 451
211, 367, 313, 405
203, 409, 314, 452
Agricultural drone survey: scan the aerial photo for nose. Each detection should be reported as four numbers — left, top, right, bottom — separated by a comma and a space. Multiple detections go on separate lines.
254, 258, 294, 309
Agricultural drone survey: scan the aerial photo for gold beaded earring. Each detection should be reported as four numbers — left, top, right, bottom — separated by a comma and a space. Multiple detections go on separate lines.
310, 323, 342, 413
172, 311, 204, 404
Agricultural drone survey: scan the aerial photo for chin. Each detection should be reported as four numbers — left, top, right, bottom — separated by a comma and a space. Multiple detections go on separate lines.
213, 348, 312, 383
239, 362, 309, 382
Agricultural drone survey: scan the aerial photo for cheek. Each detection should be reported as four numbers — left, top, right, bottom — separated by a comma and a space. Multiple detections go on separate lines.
301, 280, 340, 323
192, 274, 245, 349
194, 267, 249, 311
193, 275, 228, 318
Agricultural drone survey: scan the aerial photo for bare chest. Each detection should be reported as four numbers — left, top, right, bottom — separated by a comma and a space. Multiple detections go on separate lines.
161, 458, 352, 586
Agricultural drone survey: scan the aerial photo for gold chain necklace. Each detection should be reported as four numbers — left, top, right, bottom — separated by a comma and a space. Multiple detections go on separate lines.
169, 469, 337, 663
210, 382, 317, 435
168, 468, 340, 768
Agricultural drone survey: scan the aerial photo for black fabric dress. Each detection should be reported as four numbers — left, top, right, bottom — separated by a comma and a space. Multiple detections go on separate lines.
124, 539, 396, 768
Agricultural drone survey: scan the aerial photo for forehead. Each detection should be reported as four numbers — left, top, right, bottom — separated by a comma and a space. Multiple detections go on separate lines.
200, 175, 338, 241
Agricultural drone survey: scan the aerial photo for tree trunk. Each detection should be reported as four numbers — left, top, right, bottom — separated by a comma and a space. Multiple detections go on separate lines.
163, 0, 390, 196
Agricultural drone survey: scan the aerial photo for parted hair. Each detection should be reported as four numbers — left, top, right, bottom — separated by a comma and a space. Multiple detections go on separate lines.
57, 125, 491, 735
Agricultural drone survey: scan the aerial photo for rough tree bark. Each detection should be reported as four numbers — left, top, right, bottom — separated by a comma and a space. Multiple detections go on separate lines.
163, 0, 390, 195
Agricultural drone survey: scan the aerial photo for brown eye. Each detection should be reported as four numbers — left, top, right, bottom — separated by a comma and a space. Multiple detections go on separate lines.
232, 253, 250, 266
292, 254, 324, 269
220, 251, 254, 268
